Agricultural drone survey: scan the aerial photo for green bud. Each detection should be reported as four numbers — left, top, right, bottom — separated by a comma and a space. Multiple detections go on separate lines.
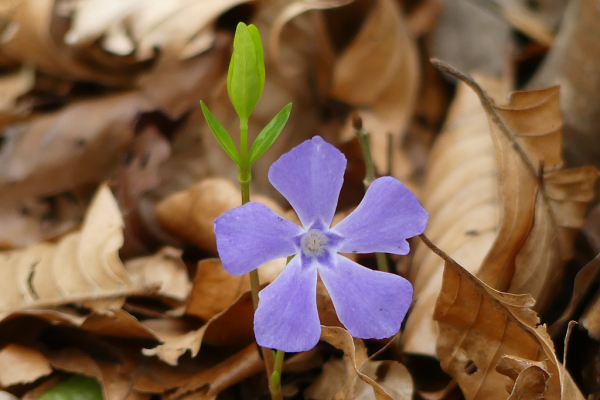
227, 22, 265, 121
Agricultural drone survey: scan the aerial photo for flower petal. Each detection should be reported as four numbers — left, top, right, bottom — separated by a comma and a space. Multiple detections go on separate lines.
215, 202, 303, 275
318, 255, 413, 339
268, 136, 346, 228
331, 176, 428, 255
254, 256, 321, 352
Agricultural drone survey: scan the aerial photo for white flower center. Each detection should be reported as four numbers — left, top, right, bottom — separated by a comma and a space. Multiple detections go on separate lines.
300, 229, 328, 258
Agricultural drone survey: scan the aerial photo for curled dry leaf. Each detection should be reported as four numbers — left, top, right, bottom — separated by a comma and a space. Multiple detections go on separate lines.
421, 237, 584, 400
332, 0, 420, 179
65, 0, 250, 60
0, 344, 52, 386
124, 247, 191, 302
307, 356, 413, 400
551, 253, 600, 336
496, 355, 549, 400
404, 77, 505, 355
155, 177, 286, 254
0, 184, 154, 318
319, 326, 404, 400
405, 62, 598, 355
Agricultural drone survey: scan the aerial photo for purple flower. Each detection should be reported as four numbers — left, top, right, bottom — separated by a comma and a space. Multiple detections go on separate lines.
214, 136, 428, 352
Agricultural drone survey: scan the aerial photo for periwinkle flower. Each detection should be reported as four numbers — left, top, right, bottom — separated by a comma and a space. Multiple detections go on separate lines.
214, 136, 428, 352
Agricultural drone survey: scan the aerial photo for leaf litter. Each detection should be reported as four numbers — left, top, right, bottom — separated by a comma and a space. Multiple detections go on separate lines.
0, 0, 597, 399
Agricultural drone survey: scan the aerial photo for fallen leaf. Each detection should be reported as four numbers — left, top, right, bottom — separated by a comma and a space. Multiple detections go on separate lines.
64, 0, 250, 60
0, 343, 52, 386
186, 257, 284, 321
0, 184, 155, 318
320, 326, 399, 400
405, 62, 598, 355
496, 355, 549, 400
0, 91, 153, 205
0, 0, 136, 85
124, 247, 191, 302
167, 344, 263, 400
155, 177, 287, 254
404, 77, 505, 355
551, 253, 600, 336
332, 0, 420, 180
528, 0, 600, 169
420, 236, 585, 400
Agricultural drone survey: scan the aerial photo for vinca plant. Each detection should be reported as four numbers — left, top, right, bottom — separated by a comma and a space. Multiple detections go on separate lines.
200, 22, 427, 400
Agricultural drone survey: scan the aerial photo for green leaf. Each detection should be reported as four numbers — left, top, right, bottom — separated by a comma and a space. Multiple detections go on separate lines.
200, 101, 240, 164
249, 103, 292, 165
228, 22, 263, 121
40, 375, 103, 400
247, 24, 265, 96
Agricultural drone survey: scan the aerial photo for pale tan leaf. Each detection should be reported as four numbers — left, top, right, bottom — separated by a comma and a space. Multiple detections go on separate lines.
403, 78, 505, 355
65, 0, 250, 60
405, 63, 598, 356
0, 344, 52, 386
0, 184, 154, 317
125, 247, 191, 302
420, 237, 585, 400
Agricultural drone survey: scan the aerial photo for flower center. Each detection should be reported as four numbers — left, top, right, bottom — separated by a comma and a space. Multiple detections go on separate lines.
300, 229, 329, 258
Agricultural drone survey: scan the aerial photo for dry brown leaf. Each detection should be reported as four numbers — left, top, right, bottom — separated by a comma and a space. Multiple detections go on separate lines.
320, 326, 400, 400
44, 347, 149, 400
581, 282, 600, 340
65, 0, 249, 60
496, 355, 550, 400
404, 77, 505, 355
124, 247, 191, 302
420, 237, 584, 400
0, 66, 34, 125
0, 91, 153, 205
551, 253, 600, 335
167, 344, 262, 400
0, 0, 135, 85
0, 344, 52, 386
332, 0, 420, 180
0, 184, 154, 317
186, 257, 284, 321
307, 356, 413, 400
268, 0, 353, 76
405, 63, 598, 355
529, 0, 600, 169
155, 177, 287, 254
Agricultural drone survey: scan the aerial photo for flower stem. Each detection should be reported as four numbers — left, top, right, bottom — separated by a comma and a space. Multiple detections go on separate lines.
352, 114, 389, 273
237, 119, 275, 389
269, 350, 285, 400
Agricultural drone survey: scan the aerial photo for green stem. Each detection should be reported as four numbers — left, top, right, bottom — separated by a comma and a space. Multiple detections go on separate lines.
375, 252, 389, 273
269, 350, 285, 400
237, 119, 275, 388
353, 115, 388, 273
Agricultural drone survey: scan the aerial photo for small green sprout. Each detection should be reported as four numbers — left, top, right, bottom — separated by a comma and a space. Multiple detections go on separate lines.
200, 22, 292, 174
